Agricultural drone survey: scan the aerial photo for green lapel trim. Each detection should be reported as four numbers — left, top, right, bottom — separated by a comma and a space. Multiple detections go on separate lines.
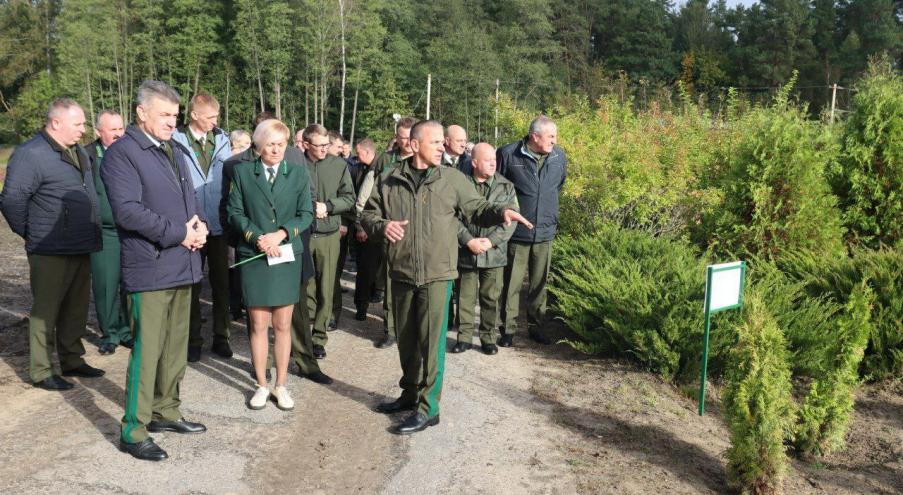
122, 292, 144, 443
252, 158, 277, 204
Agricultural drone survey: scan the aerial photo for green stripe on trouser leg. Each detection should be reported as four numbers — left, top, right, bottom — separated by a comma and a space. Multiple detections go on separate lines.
122, 293, 143, 443
422, 281, 452, 418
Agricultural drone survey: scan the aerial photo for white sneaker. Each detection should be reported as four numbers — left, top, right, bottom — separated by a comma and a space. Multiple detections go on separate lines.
272, 386, 294, 411
249, 386, 269, 410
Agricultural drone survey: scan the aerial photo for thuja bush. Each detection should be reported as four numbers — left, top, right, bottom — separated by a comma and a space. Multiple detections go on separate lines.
723, 293, 795, 495
550, 228, 712, 380
777, 247, 903, 380
494, 92, 720, 239
832, 56, 903, 249
795, 283, 873, 457
695, 76, 846, 261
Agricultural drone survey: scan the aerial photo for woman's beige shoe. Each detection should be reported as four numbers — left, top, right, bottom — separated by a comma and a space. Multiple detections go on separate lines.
249, 386, 270, 410
272, 386, 294, 411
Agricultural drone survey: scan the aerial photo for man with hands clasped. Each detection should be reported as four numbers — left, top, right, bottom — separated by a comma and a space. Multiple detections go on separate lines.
101, 80, 209, 462
450, 143, 517, 356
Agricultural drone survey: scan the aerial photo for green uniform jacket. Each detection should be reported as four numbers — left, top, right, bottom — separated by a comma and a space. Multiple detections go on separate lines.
85, 140, 116, 229
361, 159, 513, 287
226, 159, 314, 260
457, 174, 518, 270
299, 153, 355, 234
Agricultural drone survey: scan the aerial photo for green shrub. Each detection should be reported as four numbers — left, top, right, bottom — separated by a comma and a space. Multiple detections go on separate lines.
795, 283, 873, 457
832, 56, 903, 249
723, 293, 795, 495
745, 260, 843, 377
550, 228, 712, 380
699, 75, 845, 261
495, 91, 720, 240
777, 247, 903, 380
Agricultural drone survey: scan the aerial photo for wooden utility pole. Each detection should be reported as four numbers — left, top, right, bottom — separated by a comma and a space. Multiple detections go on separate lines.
830, 83, 838, 124
426, 74, 432, 120
494, 78, 500, 144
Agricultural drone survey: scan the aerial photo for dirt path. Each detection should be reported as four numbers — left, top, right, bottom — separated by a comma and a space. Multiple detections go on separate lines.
0, 221, 900, 494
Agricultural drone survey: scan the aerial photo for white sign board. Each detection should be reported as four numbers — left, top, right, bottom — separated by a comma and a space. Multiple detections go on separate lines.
706, 261, 745, 312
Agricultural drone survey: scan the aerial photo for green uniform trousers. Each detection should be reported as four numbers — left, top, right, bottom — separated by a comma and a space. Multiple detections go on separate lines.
353, 240, 395, 337
307, 230, 340, 346
291, 277, 321, 375
90, 228, 131, 345
331, 225, 352, 324
500, 240, 553, 334
189, 235, 231, 347
456, 267, 503, 345
392, 280, 453, 417
27, 254, 90, 382
121, 286, 191, 444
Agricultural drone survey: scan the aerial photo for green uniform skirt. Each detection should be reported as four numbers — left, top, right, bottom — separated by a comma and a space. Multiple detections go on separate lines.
240, 255, 302, 307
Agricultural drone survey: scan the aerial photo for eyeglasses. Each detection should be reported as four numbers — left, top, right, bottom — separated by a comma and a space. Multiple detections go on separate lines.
306, 142, 330, 149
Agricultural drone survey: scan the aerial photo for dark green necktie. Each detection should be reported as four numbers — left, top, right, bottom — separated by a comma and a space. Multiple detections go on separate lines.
160, 142, 180, 178
266, 166, 276, 190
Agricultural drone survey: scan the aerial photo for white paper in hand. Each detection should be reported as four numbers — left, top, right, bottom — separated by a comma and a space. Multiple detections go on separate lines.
267, 244, 295, 266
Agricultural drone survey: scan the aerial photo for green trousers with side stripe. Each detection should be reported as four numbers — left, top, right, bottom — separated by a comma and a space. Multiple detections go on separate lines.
391, 279, 452, 418
121, 286, 191, 444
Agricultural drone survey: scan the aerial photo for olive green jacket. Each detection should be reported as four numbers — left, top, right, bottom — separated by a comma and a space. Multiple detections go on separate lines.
361, 159, 513, 286
226, 159, 314, 260
457, 174, 518, 270
299, 152, 355, 234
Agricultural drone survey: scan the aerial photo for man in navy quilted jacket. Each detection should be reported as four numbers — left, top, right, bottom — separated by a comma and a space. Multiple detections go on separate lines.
0, 98, 104, 391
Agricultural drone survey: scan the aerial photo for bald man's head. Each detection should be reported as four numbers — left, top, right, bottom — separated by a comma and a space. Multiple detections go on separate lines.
444, 124, 467, 157
470, 142, 496, 182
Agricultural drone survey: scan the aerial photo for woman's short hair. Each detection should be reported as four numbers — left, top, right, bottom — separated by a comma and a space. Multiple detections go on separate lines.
252, 119, 290, 149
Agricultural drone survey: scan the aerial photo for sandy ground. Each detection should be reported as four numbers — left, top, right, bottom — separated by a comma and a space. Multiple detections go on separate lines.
0, 219, 900, 494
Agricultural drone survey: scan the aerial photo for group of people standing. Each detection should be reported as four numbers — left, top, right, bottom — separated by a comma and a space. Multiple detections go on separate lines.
0, 79, 566, 461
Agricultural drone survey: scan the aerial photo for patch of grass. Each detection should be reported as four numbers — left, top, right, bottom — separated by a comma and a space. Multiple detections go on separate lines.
0, 146, 12, 167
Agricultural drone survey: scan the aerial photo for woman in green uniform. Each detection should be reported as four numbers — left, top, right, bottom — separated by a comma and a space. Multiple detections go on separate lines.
227, 119, 313, 410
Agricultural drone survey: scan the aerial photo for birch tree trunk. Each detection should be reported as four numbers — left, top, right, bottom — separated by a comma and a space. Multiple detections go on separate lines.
338, 0, 347, 135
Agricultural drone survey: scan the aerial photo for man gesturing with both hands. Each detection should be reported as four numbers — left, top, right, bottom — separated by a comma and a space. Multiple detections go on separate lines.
102, 80, 209, 461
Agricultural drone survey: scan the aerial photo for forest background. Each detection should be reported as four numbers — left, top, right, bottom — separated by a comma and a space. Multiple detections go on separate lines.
0, 0, 900, 145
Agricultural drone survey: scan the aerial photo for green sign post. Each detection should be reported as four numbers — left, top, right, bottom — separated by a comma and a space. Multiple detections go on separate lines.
698, 260, 746, 416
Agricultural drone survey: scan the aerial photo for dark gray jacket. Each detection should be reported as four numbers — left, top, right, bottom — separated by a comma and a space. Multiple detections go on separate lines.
0, 131, 101, 255
101, 125, 205, 293
496, 138, 567, 243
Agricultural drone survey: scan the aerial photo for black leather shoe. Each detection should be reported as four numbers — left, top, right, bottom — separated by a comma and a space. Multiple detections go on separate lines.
62, 363, 105, 378
98, 343, 117, 355
497, 334, 514, 347
327, 319, 338, 331
481, 343, 499, 355
120, 438, 168, 461
375, 397, 416, 414
450, 342, 471, 353
120, 338, 134, 349
211, 340, 233, 358
313, 344, 326, 359
370, 291, 384, 303
147, 418, 207, 434
375, 335, 395, 349
34, 375, 74, 390
187, 345, 202, 362
355, 305, 368, 321
395, 413, 439, 435
301, 370, 334, 385
528, 327, 553, 345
